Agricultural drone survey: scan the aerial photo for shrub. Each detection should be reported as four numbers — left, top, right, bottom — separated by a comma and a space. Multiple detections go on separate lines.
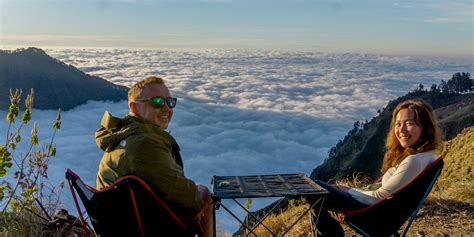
0, 88, 65, 235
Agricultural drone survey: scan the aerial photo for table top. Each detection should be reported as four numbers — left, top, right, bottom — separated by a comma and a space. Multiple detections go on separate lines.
211, 173, 328, 199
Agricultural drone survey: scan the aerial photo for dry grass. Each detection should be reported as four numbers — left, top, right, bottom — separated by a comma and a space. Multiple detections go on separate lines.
0, 212, 45, 237
0, 209, 88, 237
434, 126, 474, 204
398, 197, 474, 236
333, 172, 372, 189
342, 197, 474, 236
248, 200, 312, 237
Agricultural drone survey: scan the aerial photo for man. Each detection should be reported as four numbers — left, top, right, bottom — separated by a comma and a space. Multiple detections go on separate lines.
96, 76, 213, 236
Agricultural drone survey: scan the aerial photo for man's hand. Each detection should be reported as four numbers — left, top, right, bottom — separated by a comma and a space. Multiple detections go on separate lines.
196, 184, 213, 237
197, 184, 211, 203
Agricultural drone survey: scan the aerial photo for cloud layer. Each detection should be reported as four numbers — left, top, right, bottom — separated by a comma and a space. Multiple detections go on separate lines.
2, 48, 471, 232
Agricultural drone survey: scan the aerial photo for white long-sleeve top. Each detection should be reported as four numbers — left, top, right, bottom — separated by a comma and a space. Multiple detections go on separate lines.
348, 150, 437, 205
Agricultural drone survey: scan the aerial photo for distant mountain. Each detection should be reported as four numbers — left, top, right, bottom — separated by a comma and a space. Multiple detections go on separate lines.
310, 90, 474, 181
0, 47, 128, 110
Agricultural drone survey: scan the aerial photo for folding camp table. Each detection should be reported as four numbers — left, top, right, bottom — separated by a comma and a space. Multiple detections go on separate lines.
211, 173, 328, 236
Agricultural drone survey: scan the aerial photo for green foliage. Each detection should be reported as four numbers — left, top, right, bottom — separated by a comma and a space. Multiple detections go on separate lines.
439, 72, 472, 93
245, 198, 252, 210
21, 90, 33, 125
0, 88, 62, 221
30, 123, 39, 145
53, 110, 62, 130
6, 90, 21, 124
0, 146, 13, 177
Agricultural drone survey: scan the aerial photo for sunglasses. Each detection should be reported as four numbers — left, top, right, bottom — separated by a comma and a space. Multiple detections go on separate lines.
135, 96, 177, 109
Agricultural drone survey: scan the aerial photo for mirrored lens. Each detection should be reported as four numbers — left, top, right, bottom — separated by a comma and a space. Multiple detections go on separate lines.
167, 97, 177, 108
150, 97, 165, 108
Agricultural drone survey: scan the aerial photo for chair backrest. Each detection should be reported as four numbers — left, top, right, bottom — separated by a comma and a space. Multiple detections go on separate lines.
65, 169, 197, 237
341, 157, 444, 236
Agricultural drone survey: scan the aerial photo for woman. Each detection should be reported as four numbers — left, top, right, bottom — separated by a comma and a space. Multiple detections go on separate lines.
314, 99, 441, 236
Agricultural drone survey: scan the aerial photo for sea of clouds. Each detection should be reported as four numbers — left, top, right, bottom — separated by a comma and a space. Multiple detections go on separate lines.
1, 48, 472, 232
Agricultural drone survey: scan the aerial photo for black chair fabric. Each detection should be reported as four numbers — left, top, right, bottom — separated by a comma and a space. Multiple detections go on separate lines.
65, 169, 198, 237
341, 157, 444, 236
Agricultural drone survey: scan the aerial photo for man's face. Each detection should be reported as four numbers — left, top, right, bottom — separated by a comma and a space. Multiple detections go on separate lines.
134, 83, 174, 129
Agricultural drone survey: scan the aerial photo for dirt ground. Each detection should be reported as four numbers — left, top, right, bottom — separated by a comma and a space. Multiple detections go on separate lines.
342, 198, 474, 236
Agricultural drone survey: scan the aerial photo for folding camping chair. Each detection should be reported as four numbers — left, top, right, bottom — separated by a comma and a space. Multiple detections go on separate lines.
65, 168, 199, 237
339, 157, 444, 237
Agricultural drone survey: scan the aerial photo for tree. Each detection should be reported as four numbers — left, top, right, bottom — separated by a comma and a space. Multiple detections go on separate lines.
440, 80, 449, 93
448, 72, 472, 93
430, 84, 439, 93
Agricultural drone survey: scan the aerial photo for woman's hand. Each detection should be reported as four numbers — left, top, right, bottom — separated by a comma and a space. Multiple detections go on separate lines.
366, 182, 382, 191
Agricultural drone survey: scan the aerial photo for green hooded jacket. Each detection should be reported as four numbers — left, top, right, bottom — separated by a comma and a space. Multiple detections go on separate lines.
95, 111, 202, 216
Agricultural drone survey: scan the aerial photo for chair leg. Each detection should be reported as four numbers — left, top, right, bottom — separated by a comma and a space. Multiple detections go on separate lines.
67, 180, 91, 237
401, 169, 442, 237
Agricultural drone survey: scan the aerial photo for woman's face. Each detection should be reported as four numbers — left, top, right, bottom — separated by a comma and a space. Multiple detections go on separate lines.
395, 108, 422, 148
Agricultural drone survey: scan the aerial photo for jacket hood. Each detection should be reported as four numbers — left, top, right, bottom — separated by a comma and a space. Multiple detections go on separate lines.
95, 111, 139, 152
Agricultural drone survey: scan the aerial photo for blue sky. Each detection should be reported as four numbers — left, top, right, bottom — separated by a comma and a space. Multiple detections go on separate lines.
0, 0, 473, 56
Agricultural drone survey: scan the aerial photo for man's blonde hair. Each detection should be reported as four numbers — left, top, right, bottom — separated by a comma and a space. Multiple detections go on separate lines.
128, 76, 165, 102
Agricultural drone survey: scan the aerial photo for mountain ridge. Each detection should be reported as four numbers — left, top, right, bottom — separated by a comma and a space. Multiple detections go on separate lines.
0, 47, 128, 111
